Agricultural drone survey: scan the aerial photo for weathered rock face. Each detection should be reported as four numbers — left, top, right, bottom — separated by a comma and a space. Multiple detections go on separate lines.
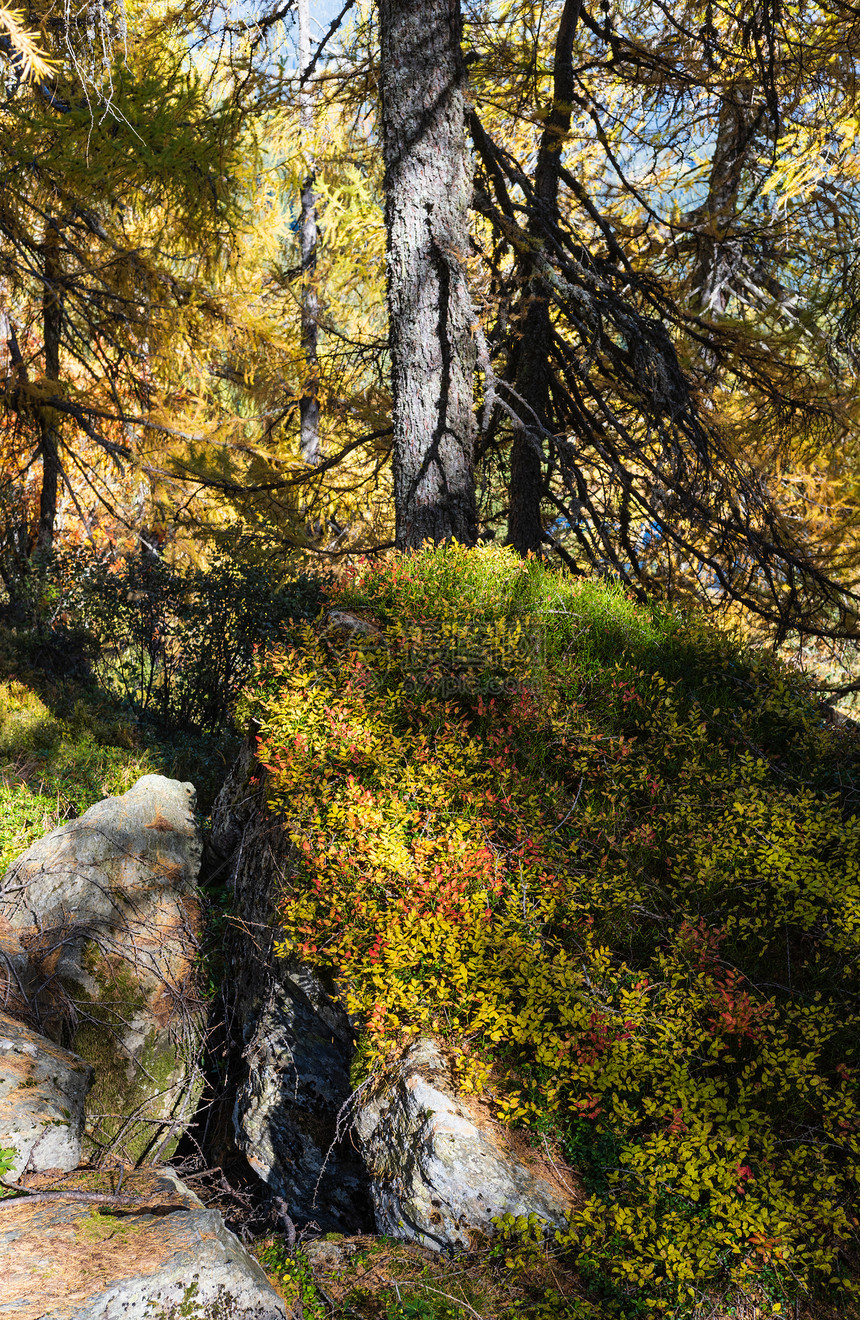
210, 746, 373, 1233
0, 775, 205, 1164
0, 1168, 291, 1320
354, 1037, 577, 1251
0, 1009, 93, 1180
236, 961, 373, 1231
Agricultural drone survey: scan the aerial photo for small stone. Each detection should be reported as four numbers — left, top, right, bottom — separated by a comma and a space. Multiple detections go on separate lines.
325, 609, 382, 640
304, 1237, 358, 1272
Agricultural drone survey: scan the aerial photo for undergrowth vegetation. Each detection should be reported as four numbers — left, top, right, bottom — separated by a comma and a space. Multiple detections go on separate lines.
255, 1231, 583, 1319
0, 628, 238, 870
0, 544, 327, 865
0, 675, 162, 871
53, 547, 327, 733
245, 543, 860, 1319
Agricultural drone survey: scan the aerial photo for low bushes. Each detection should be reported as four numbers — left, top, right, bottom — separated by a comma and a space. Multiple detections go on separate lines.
53, 547, 326, 733
246, 543, 860, 1318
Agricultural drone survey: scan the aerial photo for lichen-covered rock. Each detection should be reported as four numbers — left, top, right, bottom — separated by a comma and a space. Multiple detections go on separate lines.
0, 775, 205, 1163
0, 1010, 93, 1180
0, 1168, 290, 1319
235, 961, 373, 1232
354, 1037, 577, 1251
324, 609, 382, 641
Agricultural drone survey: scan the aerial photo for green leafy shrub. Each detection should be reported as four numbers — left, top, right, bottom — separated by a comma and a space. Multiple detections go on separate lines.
0, 1144, 17, 1193
256, 1243, 326, 1318
246, 543, 860, 1318
54, 547, 327, 733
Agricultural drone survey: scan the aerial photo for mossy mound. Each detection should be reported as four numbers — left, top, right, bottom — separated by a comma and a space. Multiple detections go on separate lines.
245, 543, 860, 1319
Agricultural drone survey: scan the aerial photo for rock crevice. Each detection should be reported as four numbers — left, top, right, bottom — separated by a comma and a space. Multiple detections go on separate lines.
211, 747, 374, 1234
0, 758, 582, 1320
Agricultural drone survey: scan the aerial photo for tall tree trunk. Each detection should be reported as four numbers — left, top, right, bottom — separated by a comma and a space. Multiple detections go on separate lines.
298, 0, 321, 466
507, 296, 551, 555
36, 220, 62, 554
0, 308, 31, 601
378, 0, 477, 549
507, 0, 582, 555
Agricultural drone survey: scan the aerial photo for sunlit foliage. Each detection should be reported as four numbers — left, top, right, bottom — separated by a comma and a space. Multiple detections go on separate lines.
248, 543, 860, 1316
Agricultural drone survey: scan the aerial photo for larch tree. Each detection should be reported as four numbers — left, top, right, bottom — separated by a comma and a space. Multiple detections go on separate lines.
461, 0, 860, 639
0, 3, 248, 590
13, 0, 860, 650
36, 214, 62, 553
298, 0, 321, 467
378, 0, 478, 549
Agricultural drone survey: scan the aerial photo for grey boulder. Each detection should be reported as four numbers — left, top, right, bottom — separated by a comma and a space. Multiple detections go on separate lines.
353, 1036, 577, 1250
0, 774, 205, 1163
0, 1168, 290, 1320
0, 1009, 93, 1180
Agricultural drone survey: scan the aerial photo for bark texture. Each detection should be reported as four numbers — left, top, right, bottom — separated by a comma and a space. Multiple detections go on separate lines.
36, 220, 62, 553
507, 0, 582, 555
298, 0, 321, 467
379, 0, 477, 549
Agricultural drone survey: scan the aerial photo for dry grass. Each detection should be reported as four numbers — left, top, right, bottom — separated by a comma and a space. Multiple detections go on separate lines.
256, 1231, 589, 1319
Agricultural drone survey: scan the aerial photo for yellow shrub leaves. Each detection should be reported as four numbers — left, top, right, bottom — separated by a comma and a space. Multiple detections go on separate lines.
247, 545, 860, 1317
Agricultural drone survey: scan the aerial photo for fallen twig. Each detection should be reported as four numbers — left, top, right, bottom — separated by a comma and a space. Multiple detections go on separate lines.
0, 1177, 183, 1211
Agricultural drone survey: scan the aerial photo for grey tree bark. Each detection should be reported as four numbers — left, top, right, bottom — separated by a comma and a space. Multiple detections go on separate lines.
506, 0, 582, 556
36, 220, 62, 554
378, 0, 477, 549
298, 0, 320, 467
